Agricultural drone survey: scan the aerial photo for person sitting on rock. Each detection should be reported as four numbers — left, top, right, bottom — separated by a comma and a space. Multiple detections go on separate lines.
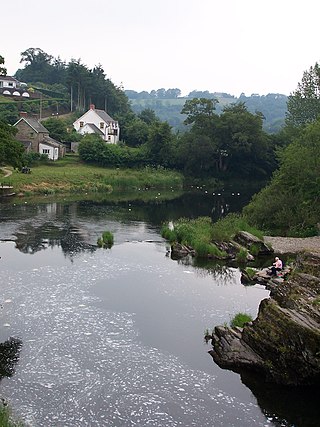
269, 256, 283, 276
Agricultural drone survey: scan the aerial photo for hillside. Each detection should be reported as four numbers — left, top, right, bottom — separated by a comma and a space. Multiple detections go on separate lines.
128, 93, 288, 133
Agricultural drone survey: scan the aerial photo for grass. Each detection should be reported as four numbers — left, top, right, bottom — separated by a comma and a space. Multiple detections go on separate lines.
97, 231, 114, 248
161, 217, 227, 258
1, 155, 184, 196
0, 405, 24, 427
230, 312, 253, 328
211, 213, 264, 242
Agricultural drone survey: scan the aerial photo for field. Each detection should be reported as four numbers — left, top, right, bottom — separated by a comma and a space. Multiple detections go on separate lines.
0, 155, 184, 196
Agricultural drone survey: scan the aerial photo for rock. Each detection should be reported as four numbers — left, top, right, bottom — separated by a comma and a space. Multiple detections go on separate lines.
209, 252, 320, 385
234, 231, 273, 255
171, 242, 195, 259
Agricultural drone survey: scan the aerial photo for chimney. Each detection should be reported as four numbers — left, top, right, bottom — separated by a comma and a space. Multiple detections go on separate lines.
89, 104, 95, 110
19, 111, 28, 118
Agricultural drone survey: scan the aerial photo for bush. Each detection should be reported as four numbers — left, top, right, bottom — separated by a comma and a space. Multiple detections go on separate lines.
211, 213, 264, 242
97, 231, 114, 248
0, 404, 23, 426
230, 312, 253, 328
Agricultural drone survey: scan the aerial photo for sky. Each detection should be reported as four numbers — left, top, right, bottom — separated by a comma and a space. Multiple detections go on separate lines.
2, 0, 320, 97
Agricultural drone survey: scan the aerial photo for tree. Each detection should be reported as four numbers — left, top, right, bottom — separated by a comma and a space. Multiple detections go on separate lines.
286, 62, 320, 127
146, 121, 174, 166
244, 117, 320, 235
41, 117, 69, 142
0, 121, 24, 168
181, 98, 219, 126
218, 103, 271, 176
0, 55, 7, 76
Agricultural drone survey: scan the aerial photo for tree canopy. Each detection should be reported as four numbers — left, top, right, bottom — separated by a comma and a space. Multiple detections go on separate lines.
286, 62, 320, 127
244, 117, 320, 236
0, 121, 24, 168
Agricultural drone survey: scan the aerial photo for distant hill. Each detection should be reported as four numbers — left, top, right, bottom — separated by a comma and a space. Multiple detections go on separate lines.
126, 91, 288, 133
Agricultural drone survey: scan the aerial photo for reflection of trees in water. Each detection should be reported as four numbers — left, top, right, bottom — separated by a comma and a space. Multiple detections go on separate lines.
0, 337, 22, 380
240, 370, 319, 427
14, 222, 96, 257
175, 256, 236, 284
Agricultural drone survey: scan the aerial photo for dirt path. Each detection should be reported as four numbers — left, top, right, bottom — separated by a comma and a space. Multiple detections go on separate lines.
0, 167, 13, 178
264, 236, 320, 254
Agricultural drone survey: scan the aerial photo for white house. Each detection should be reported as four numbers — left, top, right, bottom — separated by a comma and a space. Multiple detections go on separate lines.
73, 104, 120, 144
0, 75, 19, 89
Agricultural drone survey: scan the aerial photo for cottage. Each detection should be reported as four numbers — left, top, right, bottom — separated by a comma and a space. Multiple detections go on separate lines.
73, 104, 120, 144
13, 113, 66, 160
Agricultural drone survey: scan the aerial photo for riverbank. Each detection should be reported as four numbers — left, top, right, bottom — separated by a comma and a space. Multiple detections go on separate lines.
0, 156, 184, 196
209, 251, 320, 385
264, 236, 320, 254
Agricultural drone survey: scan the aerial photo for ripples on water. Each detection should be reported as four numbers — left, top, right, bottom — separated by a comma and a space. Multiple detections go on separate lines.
0, 240, 271, 427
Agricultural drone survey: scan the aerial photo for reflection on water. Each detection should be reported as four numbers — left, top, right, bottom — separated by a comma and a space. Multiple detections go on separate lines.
0, 194, 318, 426
240, 371, 319, 427
0, 337, 22, 380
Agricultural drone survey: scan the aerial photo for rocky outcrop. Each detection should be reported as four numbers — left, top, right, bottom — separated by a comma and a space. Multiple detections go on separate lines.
209, 252, 320, 385
233, 231, 273, 255
171, 231, 273, 260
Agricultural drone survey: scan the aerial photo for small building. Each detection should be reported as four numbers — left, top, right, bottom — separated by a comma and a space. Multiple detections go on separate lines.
0, 76, 32, 98
0, 75, 19, 89
13, 113, 66, 160
73, 104, 120, 144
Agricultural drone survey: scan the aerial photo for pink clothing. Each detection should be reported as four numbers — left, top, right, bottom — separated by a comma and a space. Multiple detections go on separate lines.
275, 259, 282, 269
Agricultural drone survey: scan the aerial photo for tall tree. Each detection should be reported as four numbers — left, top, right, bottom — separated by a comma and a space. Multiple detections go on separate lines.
0, 121, 24, 168
286, 62, 320, 127
0, 55, 7, 75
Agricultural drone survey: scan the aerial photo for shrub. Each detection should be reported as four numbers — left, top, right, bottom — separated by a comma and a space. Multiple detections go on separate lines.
97, 230, 114, 248
161, 226, 177, 242
230, 312, 253, 328
236, 248, 248, 263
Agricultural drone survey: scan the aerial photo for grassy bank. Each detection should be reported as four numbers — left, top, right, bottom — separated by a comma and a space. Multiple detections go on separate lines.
161, 214, 264, 258
0, 155, 184, 196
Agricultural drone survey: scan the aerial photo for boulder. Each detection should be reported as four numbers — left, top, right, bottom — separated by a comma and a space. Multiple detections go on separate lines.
233, 231, 273, 255
209, 252, 320, 385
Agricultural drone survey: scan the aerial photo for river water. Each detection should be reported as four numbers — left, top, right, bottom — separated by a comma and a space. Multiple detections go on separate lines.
0, 191, 318, 426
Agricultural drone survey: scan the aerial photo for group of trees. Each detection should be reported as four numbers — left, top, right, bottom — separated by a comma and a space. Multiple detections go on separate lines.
14, 48, 131, 117
1, 48, 320, 235
78, 99, 275, 178
244, 62, 320, 236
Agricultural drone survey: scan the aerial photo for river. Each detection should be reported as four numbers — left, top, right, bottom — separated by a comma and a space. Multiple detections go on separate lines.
0, 190, 318, 426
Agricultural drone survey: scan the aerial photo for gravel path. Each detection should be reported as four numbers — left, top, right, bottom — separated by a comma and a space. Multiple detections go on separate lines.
264, 236, 320, 254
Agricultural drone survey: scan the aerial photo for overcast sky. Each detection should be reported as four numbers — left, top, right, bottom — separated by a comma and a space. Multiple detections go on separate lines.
2, 0, 319, 96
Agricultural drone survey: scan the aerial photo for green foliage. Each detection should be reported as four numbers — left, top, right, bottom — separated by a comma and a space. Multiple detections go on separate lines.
0, 54, 7, 75
230, 312, 253, 328
0, 404, 24, 427
0, 121, 24, 168
244, 118, 320, 236
161, 226, 177, 242
244, 267, 257, 280
97, 231, 114, 248
166, 217, 227, 258
211, 213, 264, 242
286, 62, 320, 127
41, 117, 69, 142
236, 248, 248, 263
22, 152, 49, 167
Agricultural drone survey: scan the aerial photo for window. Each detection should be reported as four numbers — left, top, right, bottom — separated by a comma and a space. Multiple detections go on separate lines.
30, 132, 34, 138
108, 136, 111, 141
8, 82, 13, 87
79, 121, 84, 128
99, 122, 104, 129
42, 149, 50, 154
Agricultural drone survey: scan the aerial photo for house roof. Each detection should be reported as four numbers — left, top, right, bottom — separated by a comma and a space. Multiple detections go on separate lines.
14, 117, 49, 134
0, 75, 20, 83
94, 109, 117, 123
84, 123, 104, 135
43, 136, 65, 147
